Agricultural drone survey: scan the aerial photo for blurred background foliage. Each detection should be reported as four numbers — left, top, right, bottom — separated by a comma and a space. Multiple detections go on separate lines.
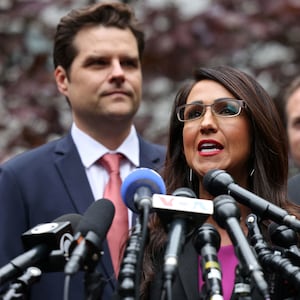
0, 0, 300, 161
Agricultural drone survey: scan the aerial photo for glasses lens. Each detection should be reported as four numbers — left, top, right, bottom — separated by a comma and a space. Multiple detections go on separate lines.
180, 103, 204, 121
213, 99, 241, 116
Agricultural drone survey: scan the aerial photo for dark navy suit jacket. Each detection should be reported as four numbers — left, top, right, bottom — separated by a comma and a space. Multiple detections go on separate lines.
0, 132, 166, 300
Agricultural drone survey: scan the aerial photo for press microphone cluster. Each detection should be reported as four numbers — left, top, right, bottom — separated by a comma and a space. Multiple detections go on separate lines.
246, 214, 300, 293
203, 169, 300, 232
0, 198, 117, 300
151, 188, 213, 300
152, 188, 213, 279
0, 213, 81, 286
120, 168, 214, 300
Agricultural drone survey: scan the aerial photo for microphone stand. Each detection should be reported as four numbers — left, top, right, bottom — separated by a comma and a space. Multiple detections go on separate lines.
213, 195, 270, 300
84, 268, 106, 300
2, 267, 41, 300
118, 217, 142, 300
246, 213, 300, 300
230, 264, 251, 300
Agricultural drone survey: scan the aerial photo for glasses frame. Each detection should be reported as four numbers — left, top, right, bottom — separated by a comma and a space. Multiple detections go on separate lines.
176, 98, 246, 122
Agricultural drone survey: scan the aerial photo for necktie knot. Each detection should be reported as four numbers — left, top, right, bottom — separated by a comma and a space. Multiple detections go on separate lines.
100, 153, 122, 175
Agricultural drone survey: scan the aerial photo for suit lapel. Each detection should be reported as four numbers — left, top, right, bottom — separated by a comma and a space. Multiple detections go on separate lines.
53, 134, 116, 291
138, 135, 165, 171
53, 134, 94, 214
178, 238, 199, 300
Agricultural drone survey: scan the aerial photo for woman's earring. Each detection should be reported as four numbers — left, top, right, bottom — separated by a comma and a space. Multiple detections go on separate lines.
189, 168, 193, 182
250, 168, 255, 177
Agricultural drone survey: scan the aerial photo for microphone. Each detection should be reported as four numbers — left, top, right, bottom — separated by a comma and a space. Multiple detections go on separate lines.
213, 195, 270, 300
246, 213, 300, 296
36, 213, 82, 272
120, 168, 166, 299
121, 167, 166, 213
268, 222, 300, 266
161, 188, 213, 281
152, 188, 213, 224
0, 213, 81, 286
203, 169, 300, 232
193, 223, 223, 300
64, 199, 115, 275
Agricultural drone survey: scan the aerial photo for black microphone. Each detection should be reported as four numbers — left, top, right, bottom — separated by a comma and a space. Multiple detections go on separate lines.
0, 213, 81, 286
36, 213, 82, 272
203, 169, 300, 232
193, 223, 223, 300
64, 199, 115, 275
213, 195, 270, 300
161, 188, 213, 281
246, 213, 300, 297
268, 222, 300, 266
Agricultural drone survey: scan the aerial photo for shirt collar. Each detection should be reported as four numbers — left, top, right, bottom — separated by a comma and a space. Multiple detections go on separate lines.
71, 123, 139, 168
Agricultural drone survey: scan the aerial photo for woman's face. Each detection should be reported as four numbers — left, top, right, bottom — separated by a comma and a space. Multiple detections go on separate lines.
182, 79, 252, 182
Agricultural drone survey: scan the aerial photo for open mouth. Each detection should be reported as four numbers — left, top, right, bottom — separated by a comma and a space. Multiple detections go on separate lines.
198, 142, 224, 154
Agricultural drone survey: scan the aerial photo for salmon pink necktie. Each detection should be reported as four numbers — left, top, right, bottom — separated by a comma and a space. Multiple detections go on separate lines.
100, 153, 128, 276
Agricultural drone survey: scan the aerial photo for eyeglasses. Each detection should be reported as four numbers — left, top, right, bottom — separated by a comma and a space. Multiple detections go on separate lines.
176, 98, 246, 122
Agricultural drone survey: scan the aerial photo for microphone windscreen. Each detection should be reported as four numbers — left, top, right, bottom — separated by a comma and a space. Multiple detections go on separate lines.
75, 199, 115, 239
121, 167, 166, 211
203, 169, 233, 196
53, 213, 82, 231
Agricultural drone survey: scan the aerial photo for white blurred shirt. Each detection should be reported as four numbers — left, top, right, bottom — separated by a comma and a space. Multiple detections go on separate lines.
71, 123, 140, 226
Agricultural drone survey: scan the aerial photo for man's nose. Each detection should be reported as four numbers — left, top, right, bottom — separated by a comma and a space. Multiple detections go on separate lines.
110, 60, 125, 78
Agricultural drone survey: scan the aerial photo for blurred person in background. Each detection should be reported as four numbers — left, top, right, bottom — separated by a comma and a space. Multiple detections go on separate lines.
283, 76, 300, 203
284, 76, 300, 176
0, 2, 165, 300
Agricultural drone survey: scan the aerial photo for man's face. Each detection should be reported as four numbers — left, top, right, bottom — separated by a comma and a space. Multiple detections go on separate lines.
286, 87, 300, 166
55, 26, 142, 130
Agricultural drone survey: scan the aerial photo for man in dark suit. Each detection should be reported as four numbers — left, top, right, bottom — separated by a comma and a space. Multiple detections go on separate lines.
0, 2, 165, 299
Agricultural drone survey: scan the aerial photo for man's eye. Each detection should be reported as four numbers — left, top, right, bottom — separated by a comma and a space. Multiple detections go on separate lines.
85, 59, 108, 67
94, 59, 107, 65
122, 59, 138, 68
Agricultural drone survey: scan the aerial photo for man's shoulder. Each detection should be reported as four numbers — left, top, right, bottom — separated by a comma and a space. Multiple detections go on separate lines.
1, 135, 71, 169
138, 135, 166, 153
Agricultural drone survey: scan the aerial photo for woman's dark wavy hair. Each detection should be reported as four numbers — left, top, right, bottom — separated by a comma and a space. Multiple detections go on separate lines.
140, 65, 297, 299
53, 1, 144, 75
165, 65, 288, 203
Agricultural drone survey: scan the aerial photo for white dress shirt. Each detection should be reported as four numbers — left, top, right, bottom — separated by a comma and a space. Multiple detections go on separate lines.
71, 123, 140, 226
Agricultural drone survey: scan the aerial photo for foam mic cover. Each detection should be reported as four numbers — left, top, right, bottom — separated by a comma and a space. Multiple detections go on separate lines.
65, 199, 115, 275
121, 168, 166, 213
